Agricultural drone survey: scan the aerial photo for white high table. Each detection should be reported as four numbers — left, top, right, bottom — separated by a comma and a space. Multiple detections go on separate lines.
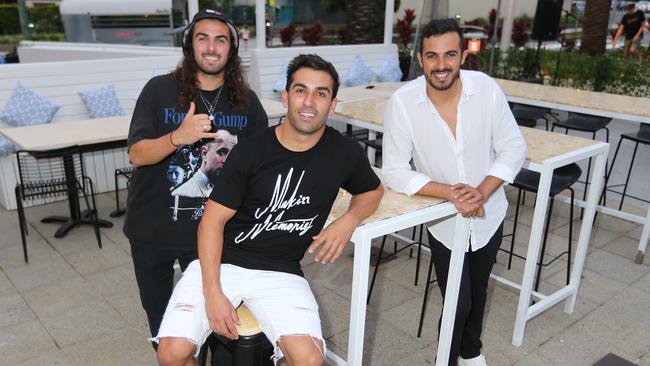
326, 180, 468, 366
334, 97, 610, 347
496, 79, 650, 264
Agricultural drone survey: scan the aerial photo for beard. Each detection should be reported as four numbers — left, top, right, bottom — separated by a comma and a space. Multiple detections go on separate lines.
425, 67, 461, 91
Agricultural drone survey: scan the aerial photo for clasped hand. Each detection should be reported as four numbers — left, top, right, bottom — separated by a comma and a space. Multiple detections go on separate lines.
449, 183, 485, 218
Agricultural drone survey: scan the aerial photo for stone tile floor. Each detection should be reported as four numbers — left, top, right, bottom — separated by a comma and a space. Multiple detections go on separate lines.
0, 188, 649, 366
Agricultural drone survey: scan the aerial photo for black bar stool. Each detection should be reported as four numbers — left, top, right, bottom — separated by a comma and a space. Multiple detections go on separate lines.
503, 163, 582, 292
602, 124, 650, 210
510, 103, 555, 129
198, 305, 273, 366
552, 112, 611, 209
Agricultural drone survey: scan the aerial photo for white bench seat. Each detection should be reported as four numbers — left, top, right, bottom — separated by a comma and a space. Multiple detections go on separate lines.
0, 55, 181, 210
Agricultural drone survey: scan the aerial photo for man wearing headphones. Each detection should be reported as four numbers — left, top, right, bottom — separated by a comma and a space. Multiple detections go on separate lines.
124, 8, 268, 352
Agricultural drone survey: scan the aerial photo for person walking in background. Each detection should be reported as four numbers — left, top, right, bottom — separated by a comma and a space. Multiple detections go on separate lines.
381, 18, 527, 366
240, 25, 250, 51
612, 3, 646, 61
123, 8, 267, 358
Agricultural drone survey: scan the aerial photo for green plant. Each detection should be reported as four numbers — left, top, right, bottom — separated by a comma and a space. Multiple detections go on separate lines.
0, 4, 20, 34
0, 3, 63, 35
486, 48, 650, 97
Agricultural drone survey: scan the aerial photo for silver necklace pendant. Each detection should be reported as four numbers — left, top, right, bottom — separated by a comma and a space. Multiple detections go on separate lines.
199, 86, 223, 122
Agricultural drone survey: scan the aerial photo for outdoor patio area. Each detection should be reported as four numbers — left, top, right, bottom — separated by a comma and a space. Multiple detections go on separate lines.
0, 178, 649, 366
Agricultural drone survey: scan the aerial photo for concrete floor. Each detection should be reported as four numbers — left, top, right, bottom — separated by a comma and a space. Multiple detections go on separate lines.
0, 120, 649, 365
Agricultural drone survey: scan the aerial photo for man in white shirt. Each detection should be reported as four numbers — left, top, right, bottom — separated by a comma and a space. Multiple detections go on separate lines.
382, 19, 526, 366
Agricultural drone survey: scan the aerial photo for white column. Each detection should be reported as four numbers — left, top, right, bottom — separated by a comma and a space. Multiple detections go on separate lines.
500, 0, 516, 57
256, 0, 266, 49
188, 0, 199, 21
384, 0, 395, 45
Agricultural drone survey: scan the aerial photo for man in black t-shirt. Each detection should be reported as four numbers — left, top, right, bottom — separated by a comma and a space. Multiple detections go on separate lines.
123, 9, 268, 352
154, 55, 384, 365
613, 3, 646, 60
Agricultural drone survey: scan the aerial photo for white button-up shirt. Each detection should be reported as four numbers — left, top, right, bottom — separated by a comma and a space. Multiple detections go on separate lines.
382, 71, 527, 251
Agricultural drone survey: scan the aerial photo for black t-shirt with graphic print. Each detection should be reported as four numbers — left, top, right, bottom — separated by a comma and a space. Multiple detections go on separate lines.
209, 126, 380, 277
123, 74, 268, 250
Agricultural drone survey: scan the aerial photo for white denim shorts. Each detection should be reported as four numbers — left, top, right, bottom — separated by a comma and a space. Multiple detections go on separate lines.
152, 260, 325, 363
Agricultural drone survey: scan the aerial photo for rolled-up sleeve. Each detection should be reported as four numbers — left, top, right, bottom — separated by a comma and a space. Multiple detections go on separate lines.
381, 95, 432, 196
487, 85, 527, 183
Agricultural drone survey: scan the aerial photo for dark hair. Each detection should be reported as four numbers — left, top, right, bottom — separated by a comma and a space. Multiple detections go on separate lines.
172, 19, 248, 110
627, 3, 636, 10
418, 18, 465, 53
285, 54, 340, 99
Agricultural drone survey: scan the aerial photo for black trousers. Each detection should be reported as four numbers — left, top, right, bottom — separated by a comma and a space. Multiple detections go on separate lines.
428, 222, 503, 366
130, 243, 198, 340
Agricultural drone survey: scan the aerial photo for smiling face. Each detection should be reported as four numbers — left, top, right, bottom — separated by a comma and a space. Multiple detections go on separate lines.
192, 19, 231, 76
282, 67, 338, 136
417, 31, 468, 92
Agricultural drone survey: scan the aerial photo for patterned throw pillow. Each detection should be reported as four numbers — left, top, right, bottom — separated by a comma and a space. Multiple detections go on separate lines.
0, 135, 16, 157
78, 84, 125, 119
273, 63, 288, 93
0, 83, 60, 127
376, 56, 402, 83
344, 55, 377, 86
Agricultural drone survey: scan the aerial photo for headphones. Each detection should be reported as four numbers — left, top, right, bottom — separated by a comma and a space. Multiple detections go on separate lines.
182, 9, 239, 53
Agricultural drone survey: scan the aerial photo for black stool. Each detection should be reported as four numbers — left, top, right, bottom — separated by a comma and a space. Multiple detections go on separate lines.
504, 163, 582, 291
552, 112, 611, 208
110, 166, 134, 217
603, 124, 650, 210
198, 305, 274, 366
510, 103, 555, 129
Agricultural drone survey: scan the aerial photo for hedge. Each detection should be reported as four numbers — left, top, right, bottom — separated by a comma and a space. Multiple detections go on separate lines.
0, 4, 63, 35
483, 47, 650, 97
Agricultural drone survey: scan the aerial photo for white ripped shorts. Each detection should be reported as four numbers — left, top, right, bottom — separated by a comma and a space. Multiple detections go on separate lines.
152, 260, 325, 363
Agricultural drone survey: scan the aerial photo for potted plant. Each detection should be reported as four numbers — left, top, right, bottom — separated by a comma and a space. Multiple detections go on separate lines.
280, 23, 296, 47
302, 22, 323, 46
396, 8, 416, 80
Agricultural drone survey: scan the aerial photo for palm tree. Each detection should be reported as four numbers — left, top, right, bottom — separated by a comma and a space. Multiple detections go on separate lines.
345, 0, 385, 44
580, 0, 613, 55
322, 0, 394, 44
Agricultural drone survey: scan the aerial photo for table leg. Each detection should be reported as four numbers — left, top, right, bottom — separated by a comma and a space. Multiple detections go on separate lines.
635, 206, 650, 264
436, 215, 470, 366
512, 163, 554, 347
367, 131, 377, 166
565, 152, 605, 313
40, 154, 113, 237
42, 213, 113, 238
347, 231, 371, 366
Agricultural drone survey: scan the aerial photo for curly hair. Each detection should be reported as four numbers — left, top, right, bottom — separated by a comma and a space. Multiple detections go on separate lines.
172, 21, 249, 111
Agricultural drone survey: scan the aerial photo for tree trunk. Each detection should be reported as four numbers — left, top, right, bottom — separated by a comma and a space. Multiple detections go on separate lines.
580, 0, 613, 55
345, 0, 384, 44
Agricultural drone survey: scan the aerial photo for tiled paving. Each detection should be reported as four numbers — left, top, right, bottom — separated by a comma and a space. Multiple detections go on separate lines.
1, 120, 649, 365
1, 187, 648, 366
